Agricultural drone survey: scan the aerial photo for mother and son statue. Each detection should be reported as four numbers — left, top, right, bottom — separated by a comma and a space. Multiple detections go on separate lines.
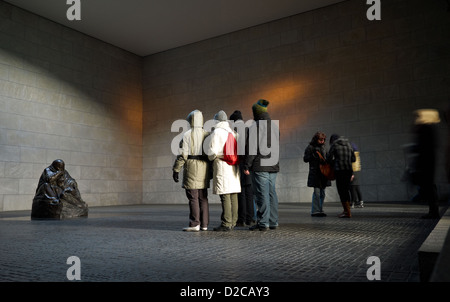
31, 159, 88, 220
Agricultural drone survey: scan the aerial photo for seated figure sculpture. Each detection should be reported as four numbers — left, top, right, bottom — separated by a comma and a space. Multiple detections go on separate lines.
31, 159, 88, 219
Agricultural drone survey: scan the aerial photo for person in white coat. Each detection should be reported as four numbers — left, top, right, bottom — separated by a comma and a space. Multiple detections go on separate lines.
208, 110, 241, 231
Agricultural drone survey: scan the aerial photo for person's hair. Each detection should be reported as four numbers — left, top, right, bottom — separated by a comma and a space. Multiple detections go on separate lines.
310, 132, 326, 145
330, 134, 340, 145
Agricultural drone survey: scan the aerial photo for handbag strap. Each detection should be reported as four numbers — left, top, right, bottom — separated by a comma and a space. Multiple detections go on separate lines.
316, 151, 326, 161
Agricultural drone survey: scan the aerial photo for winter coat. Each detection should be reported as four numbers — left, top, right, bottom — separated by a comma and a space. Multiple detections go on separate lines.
232, 119, 252, 186
172, 110, 210, 189
303, 143, 331, 188
351, 151, 362, 186
447, 107, 450, 184
244, 112, 280, 173
411, 123, 438, 185
404, 109, 440, 186
208, 121, 241, 195
327, 137, 355, 171
352, 151, 361, 172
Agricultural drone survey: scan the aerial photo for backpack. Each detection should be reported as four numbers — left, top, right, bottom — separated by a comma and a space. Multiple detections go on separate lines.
222, 131, 239, 165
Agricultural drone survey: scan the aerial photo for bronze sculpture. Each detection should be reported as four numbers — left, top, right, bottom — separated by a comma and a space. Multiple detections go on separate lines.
31, 159, 88, 219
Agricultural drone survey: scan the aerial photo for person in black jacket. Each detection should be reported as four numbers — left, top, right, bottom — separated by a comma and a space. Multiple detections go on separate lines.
327, 134, 355, 218
303, 132, 331, 217
230, 110, 255, 227
410, 109, 441, 219
244, 99, 280, 231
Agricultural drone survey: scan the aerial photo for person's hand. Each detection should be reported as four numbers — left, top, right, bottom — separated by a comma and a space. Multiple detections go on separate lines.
173, 171, 179, 183
243, 169, 250, 176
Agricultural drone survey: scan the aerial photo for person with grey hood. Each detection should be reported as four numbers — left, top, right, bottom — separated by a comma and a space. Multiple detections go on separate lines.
173, 110, 211, 231
208, 110, 241, 231
327, 134, 355, 218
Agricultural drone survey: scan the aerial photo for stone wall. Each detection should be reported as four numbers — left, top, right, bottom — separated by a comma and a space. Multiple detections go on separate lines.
142, 0, 450, 204
1, 0, 448, 211
0, 2, 143, 211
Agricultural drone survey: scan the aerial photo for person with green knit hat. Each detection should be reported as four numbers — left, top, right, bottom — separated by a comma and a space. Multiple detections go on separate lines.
244, 99, 280, 231
252, 99, 270, 120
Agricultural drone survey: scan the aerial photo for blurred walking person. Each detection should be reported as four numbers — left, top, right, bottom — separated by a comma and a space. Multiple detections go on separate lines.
410, 109, 441, 219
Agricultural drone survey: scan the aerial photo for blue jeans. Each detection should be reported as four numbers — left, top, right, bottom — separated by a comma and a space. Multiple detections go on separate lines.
252, 171, 279, 228
311, 187, 325, 214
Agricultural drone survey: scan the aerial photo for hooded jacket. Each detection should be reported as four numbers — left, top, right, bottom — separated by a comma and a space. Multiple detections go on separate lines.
172, 110, 210, 189
208, 119, 241, 195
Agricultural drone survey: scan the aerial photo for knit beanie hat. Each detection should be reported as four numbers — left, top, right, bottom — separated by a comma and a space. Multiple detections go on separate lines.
229, 110, 243, 122
252, 99, 269, 119
214, 110, 227, 122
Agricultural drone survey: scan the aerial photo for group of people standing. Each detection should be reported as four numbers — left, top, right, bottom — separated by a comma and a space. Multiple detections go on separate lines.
304, 107, 446, 220
172, 102, 445, 232
303, 132, 362, 219
172, 99, 280, 232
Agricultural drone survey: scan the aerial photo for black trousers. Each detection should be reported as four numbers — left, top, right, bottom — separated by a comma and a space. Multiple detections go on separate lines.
335, 170, 353, 203
419, 183, 439, 216
237, 184, 254, 224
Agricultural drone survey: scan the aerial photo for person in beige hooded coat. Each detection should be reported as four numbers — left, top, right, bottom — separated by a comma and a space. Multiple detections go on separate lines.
173, 110, 211, 231
208, 110, 241, 231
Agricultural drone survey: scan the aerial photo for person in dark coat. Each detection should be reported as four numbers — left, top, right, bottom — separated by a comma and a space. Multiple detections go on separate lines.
230, 110, 255, 226
410, 109, 441, 219
446, 105, 450, 189
303, 131, 331, 216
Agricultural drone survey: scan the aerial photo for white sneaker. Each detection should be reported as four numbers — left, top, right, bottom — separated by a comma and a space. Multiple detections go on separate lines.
201, 227, 208, 231
355, 201, 364, 208
183, 225, 200, 232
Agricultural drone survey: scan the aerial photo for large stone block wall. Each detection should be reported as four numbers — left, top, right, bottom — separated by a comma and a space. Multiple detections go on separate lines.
0, 2, 143, 211
143, 0, 450, 204
1, 1, 448, 211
